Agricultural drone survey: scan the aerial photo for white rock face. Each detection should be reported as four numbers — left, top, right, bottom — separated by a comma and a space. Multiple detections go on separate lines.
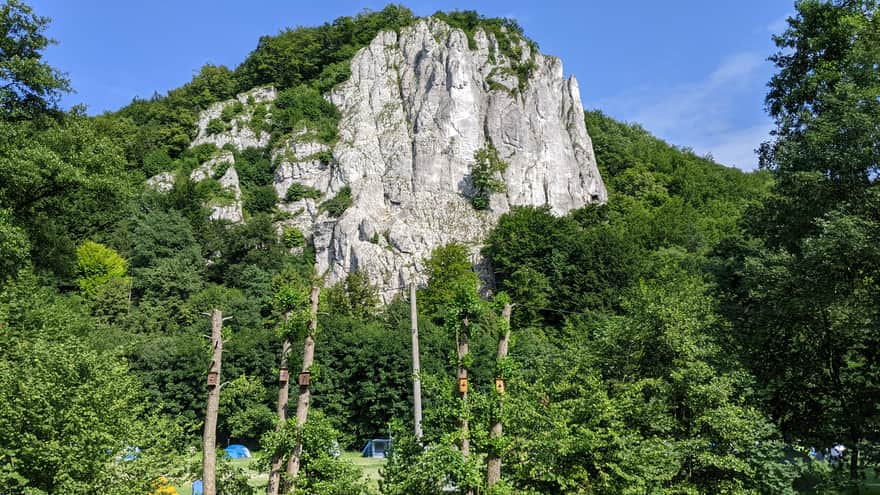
272, 138, 334, 241
146, 171, 175, 193
154, 18, 606, 296
191, 86, 276, 150
210, 166, 244, 223
148, 151, 244, 223
190, 151, 234, 182
314, 19, 605, 294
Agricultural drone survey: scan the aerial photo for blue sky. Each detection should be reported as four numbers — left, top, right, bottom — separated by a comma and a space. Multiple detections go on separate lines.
32, 1, 794, 171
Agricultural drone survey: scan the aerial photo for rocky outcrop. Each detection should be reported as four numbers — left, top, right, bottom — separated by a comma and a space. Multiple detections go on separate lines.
313, 19, 605, 293
146, 171, 175, 193
148, 150, 244, 223
210, 166, 244, 223
148, 18, 606, 297
190, 151, 234, 182
191, 87, 276, 150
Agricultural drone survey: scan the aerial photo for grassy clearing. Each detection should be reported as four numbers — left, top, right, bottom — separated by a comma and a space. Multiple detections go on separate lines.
342, 450, 387, 492
173, 457, 265, 494
171, 451, 384, 494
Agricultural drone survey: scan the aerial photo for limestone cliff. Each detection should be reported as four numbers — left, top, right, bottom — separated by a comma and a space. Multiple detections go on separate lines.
151, 18, 606, 295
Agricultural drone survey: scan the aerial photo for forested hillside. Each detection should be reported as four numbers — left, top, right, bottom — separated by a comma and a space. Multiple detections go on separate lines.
1, 1, 878, 494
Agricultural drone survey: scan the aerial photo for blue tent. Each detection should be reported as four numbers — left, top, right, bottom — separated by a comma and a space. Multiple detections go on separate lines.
361, 438, 391, 458
224, 444, 252, 459
192, 480, 203, 495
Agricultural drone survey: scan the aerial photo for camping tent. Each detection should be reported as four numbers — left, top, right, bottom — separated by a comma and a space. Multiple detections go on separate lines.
224, 444, 252, 459
361, 438, 391, 458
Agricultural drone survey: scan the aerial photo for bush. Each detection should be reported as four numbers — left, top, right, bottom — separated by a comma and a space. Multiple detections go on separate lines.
285, 182, 322, 202
272, 84, 340, 144
249, 104, 269, 135
380, 422, 484, 495
234, 146, 274, 188
283, 227, 306, 249
259, 411, 369, 495
470, 144, 507, 210
75, 241, 129, 298
195, 178, 236, 205
206, 117, 226, 135
315, 149, 334, 165
221, 100, 244, 122
319, 186, 352, 217
143, 148, 173, 176
244, 185, 278, 213
211, 160, 232, 180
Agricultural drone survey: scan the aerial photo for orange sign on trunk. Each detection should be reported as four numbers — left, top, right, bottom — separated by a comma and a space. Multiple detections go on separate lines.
298, 371, 311, 386
495, 377, 505, 395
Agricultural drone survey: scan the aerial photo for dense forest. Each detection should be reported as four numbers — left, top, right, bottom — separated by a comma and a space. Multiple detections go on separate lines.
0, 0, 878, 494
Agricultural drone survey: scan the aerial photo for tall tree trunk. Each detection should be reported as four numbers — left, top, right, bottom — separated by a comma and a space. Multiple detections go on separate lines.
850, 440, 860, 481
285, 286, 320, 489
458, 322, 470, 458
266, 329, 292, 495
410, 281, 423, 440
202, 309, 224, 495
458, 321, 473, 495
487, 302, 513, 489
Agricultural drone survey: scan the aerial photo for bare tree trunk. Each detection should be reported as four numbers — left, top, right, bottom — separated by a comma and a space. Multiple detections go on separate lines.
285, 286, 320, 489
850, 441, 860, 481
458, 323, 470, 458
202, 309, 224, 495
266, 330, 292, 495
487, 302, 513, 489
410, 281, 423, 440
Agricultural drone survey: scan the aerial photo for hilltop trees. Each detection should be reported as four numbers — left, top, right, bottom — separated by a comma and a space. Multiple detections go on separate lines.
0, 0, 70, 120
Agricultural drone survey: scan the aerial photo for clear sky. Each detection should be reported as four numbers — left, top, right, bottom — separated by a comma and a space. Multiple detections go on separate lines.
31, 0, 794, 171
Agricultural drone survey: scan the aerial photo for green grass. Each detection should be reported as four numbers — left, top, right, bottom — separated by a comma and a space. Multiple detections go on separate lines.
172, 451, 385, 494
342, 450, 387, 493
168, 451, 880, 495
173, 457, 265, 494
806, 469, 880, 495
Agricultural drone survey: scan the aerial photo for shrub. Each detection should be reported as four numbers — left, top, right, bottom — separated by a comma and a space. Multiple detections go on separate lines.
285, 182, 322, 202
283, 227, 306, 249
315, 149, 334, 165
195, 178, 236, 205
470, 144, 508, 210
319, 186, 352, 217
143, 148, 173, 176
249, 104, 269, 135
244, 185, 278, 213
206, 117, 226, 135
220, 100, 244, 122
258, 411, 369, 495
183, 143, 220, 163
233, 146, 274, 188
272, 84, 340, 144
211, 160, 232, 180
75, 241, 129, 298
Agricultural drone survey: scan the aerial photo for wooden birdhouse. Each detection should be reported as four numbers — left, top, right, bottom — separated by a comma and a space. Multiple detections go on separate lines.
298, 371, 311, 386
458, 377, 468, 394
279, 368, 289, 383
495, 377, 505, 395
207, 371, 219, 386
